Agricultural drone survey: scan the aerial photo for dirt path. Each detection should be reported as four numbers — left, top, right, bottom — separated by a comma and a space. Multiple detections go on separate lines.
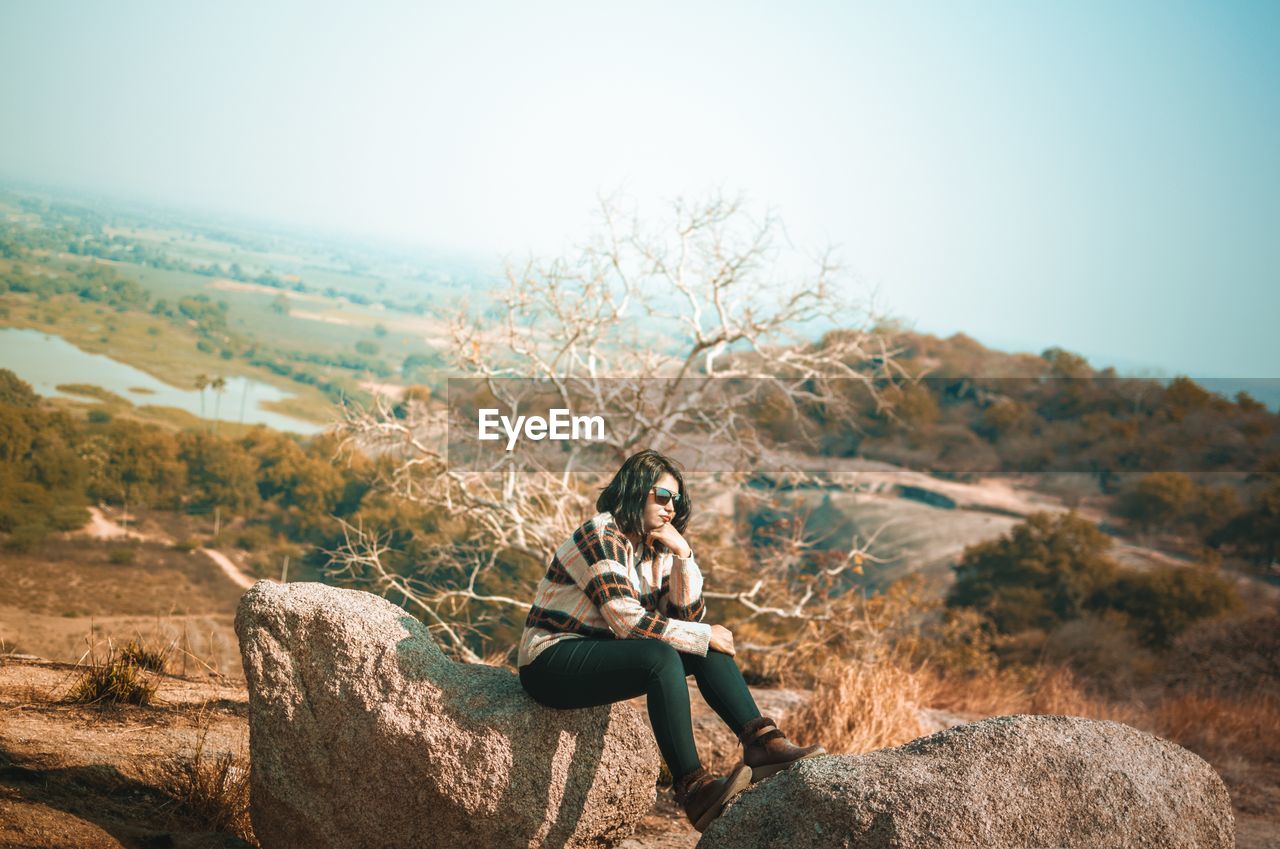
75, 508, 262, 593
198, 548, 259, 591
79, 507, 167, 544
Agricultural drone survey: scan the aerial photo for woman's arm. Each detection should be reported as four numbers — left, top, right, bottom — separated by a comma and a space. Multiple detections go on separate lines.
563, 525, 711, 655
659, 549, 707, 622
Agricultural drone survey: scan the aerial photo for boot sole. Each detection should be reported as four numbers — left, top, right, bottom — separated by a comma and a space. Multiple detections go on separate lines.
692, 763, 753, 832
749, 747, 827, 783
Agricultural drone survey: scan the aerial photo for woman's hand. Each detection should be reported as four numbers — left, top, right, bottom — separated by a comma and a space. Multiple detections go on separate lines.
708, 624, 736, 656
646, 522, 691, 558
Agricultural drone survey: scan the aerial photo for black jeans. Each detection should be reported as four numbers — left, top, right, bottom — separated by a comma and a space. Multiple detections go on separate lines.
519, 637, 762, 780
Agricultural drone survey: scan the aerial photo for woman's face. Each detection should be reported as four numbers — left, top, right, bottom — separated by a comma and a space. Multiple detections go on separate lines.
641, 472, 681, 533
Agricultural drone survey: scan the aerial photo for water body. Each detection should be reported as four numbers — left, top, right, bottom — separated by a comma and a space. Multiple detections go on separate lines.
0, 327, 323, 434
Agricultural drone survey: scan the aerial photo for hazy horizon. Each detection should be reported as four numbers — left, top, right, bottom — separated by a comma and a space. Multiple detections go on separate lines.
3, 1, 1277, 381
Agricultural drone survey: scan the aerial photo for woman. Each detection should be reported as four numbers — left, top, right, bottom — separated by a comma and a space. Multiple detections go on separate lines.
518, 449, 825, 833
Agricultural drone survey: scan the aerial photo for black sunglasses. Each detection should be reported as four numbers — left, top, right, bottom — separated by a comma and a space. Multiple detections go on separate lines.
651, 486, 682, 506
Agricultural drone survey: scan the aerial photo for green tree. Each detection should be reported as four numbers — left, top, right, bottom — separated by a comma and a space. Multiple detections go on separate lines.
86, 422, 186, 512
0, 478, 54, 549
178, 432, 259, 534
975, 398, 1033, 442
242, 430, 345, 525
0, 403, 89, 545
1161, 376, 1233, 421
1041, 347, 1092, 379
1098, 564, 1240, 648
0, 406, 35, 464
1208, 479, 1280, 568
401, 352, 439, 382
947, 511, 1119, 633
0, 370, 39, 407
1116, 472, 1197, 533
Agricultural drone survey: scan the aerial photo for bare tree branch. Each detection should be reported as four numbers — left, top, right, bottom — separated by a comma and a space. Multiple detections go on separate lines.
329, 190, 911, 656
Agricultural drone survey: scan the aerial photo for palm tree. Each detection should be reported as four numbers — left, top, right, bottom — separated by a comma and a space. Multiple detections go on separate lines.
211, 375, 227, 434
194, 373, 209, 418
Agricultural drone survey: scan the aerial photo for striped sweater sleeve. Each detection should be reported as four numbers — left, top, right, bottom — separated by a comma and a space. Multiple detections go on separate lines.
562, 523, 711, 656
659, 550, 707, 622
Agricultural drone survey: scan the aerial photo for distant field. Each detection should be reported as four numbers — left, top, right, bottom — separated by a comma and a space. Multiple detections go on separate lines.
102, 222, 316, 268
0, 188, 471, 432
29, 255, 431, 375
54, 252, 213, 296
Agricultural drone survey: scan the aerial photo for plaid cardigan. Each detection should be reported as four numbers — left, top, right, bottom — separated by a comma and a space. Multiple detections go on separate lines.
517, 511, 711, 668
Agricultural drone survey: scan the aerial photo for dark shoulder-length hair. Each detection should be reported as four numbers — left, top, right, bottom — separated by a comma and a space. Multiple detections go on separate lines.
596, 448, 692, 539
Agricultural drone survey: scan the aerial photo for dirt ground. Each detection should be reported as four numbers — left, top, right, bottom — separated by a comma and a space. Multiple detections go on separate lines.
0, 537, 246, 682
0, 657, 251, 848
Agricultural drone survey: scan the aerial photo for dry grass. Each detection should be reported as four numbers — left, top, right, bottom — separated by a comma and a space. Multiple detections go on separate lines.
1153, 692, 1280, 763
141, 708, 257, 845
786, 636, 1280, 802
784, 652, 1143, 761
786, 653, 935, 755
928, 664, 1143, 725
120, 635, 173, 673
62, 639, 161, 707
922, 666, 1032, 716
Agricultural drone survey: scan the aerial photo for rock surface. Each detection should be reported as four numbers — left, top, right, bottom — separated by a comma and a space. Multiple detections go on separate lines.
698, 713, 1234, 849
234, 580, 659, 849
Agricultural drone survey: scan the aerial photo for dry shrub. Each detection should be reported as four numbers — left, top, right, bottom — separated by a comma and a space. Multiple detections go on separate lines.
733, 571, 1277, 779
477, 643, 520, 670
1041, 613, 1160, 696
143, 712, 256, 844
786, 653, 935, 755
1153, 691, 1280, 763
735, 574, 945, 691
925, 665, 1034, 717
63, 640, 160, 707
734, 619, 829, 689
918, 658, 1280, 773
1022, 666, 1143, 725
107, 543, 138, 565
1164, 610, 1280, 700
120, 636, 172, 673
926, 662, 1142, 724
909, 605, 997, 678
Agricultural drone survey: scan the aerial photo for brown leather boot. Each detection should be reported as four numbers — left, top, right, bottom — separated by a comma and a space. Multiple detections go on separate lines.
738, 715, 826, 782
672, 763, 752, 832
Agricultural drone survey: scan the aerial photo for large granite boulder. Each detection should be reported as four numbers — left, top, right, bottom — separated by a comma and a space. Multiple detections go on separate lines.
699, 713, 1234, 849
234, 580, 659, 849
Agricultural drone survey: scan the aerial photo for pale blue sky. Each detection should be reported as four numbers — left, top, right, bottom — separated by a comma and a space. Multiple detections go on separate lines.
1, 0, 1277, 379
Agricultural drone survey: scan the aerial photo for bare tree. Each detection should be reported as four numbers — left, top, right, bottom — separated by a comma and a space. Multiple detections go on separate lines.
328, 190, 914, 660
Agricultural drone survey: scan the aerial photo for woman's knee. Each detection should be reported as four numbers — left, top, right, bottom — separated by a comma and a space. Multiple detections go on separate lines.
685, 648, 744, 680
685, 646, 729, 669
634, 639, 684, 677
